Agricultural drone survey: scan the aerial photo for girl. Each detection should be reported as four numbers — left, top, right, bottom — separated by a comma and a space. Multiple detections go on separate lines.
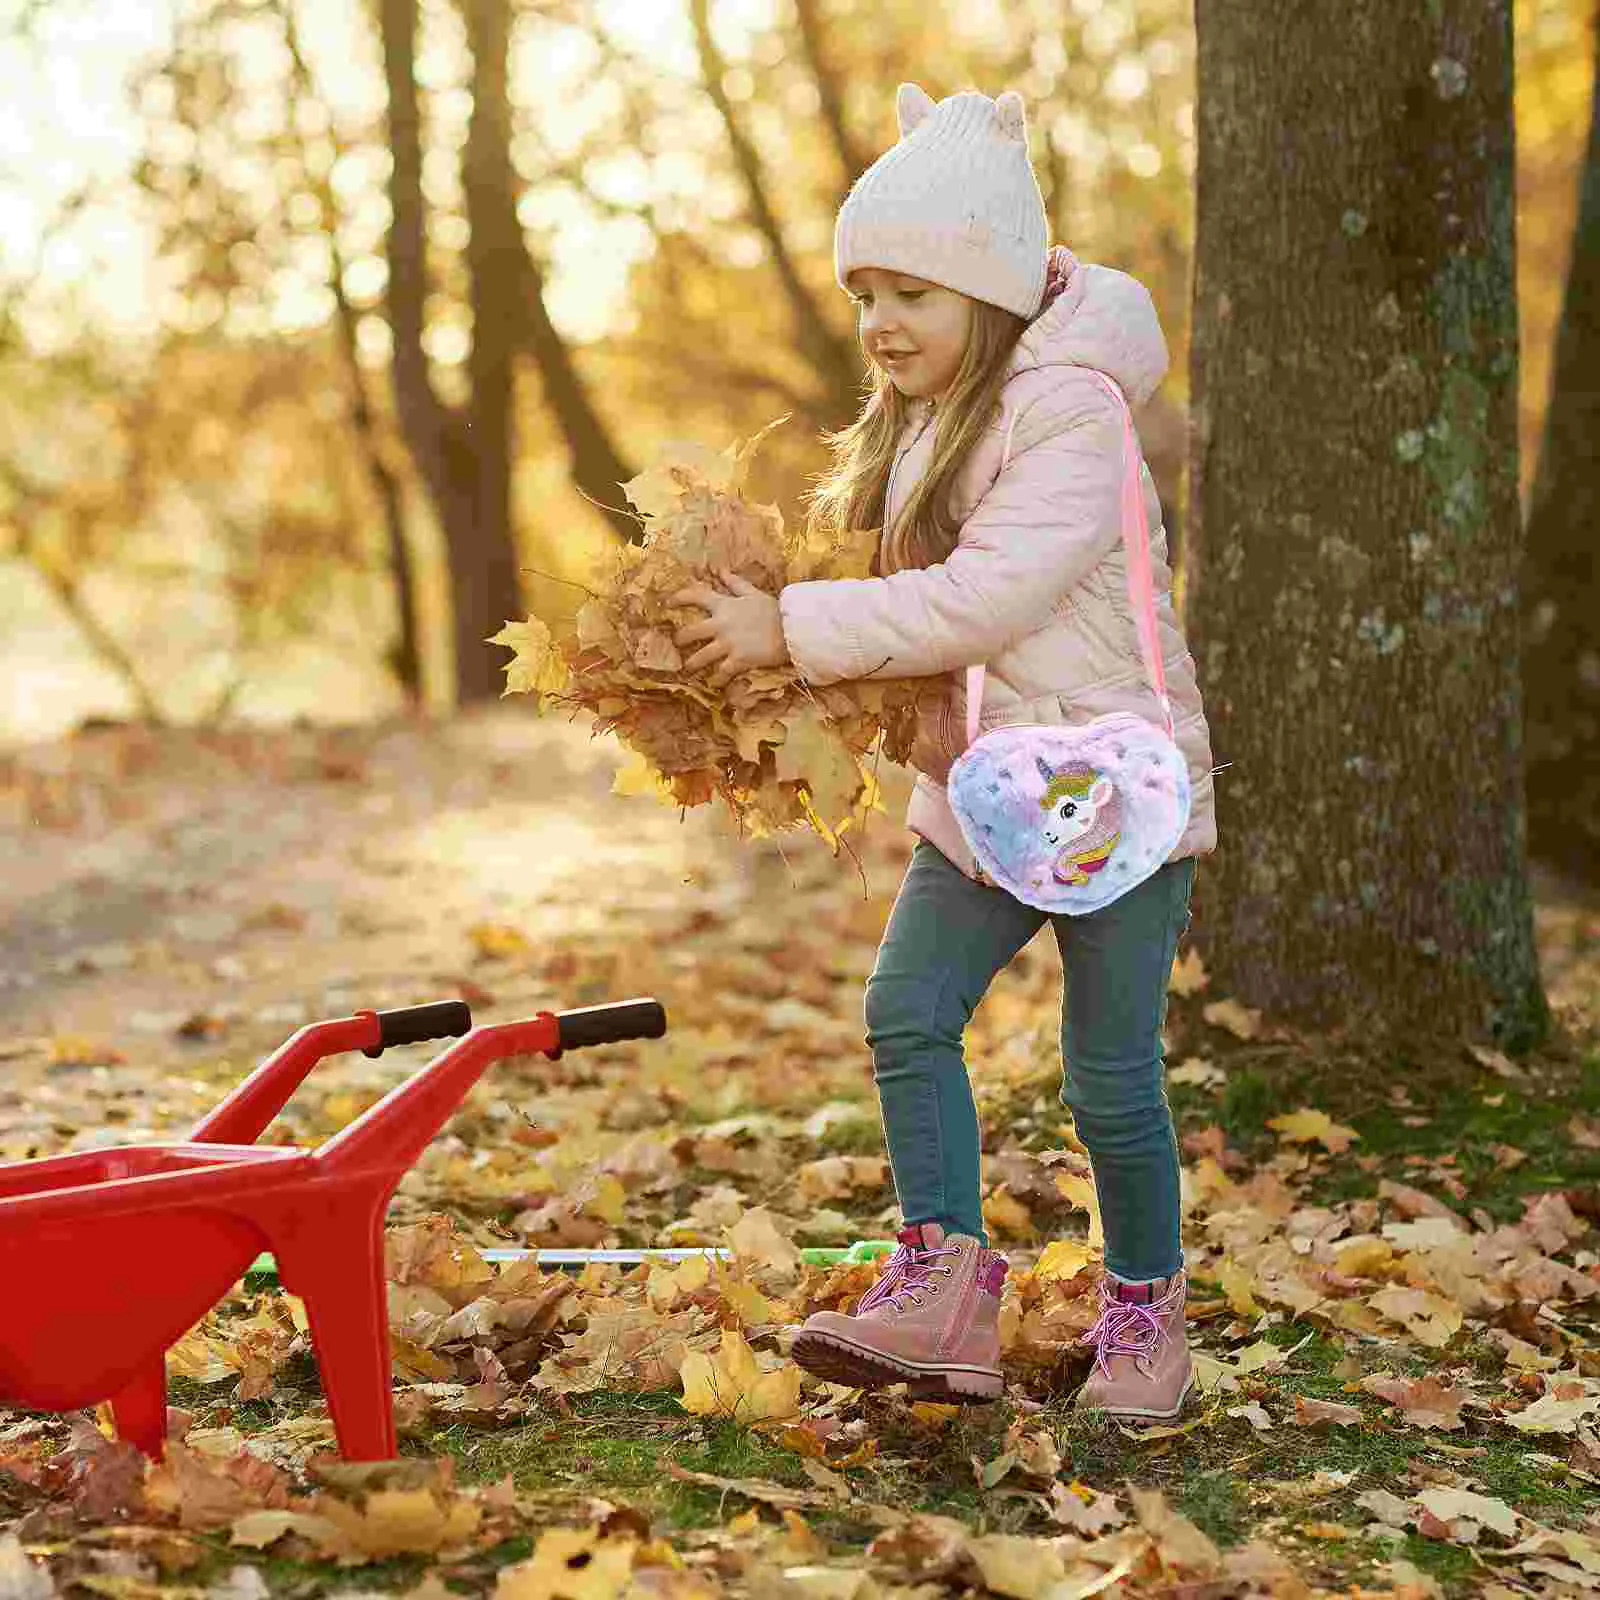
671, 83, 1216, 1419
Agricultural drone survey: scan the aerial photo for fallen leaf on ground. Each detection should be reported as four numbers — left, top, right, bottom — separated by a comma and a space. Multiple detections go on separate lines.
679, 1329, 802, 1423
1130, 1486, 1222, 1574
1202, 997, 1260, 1039
1227, 1402, 1275, 1431
1292, 1395, 1363, 1427
662, 1465, 834, 1511
1047, 1482, 1126, 1535
1358, 1374, 1465, 1430
1168, 948, 1208, 997
496, 1526, 637, 1600
964, 1534, 1068, 1598
1503, 1378, 1600, 1434
1414, 1487, 1520, 1540
1267, 1108, 1359, 1154
1367, 1286, 1463, 1347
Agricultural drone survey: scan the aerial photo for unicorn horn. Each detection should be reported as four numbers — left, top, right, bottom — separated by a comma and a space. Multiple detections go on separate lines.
1035, 754, 1055, 783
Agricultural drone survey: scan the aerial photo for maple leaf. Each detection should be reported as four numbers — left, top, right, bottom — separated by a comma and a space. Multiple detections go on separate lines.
386, 1216, 497, 1304
1503, 1377, 1600, 1433
1202, 996, 1260, 1038
679, 1329, 802, 1424
1033, 1239, 1097, 1284
1367, 1286, 1463, 1347
1047, 1482, 1126, 1535
496, 1525, 639, 1600
1167, 947, 1208, 996
1358, 1373, 1465, 1430
1226, 1402, 1275, 1431
726, 1206, 802, 1278
1168, 1056, 1225, 1088
1009, 1426, 1061, 1479
1415, 1487, 1520, 1540
794, 1155, 888, 1203
310, 1485, 484, 1561
1130, 1486, 1223, 1574
1267, 1107, 1360, 1154
491, 618, 570, 701
145, 1440, 294, 1531
964, 1534, 1069, 1599
539, 1306, 703, 1394
1292, 1395, 1363, 1427
1052, 1170, 1105, 1247
981, 1183, 1034, 1238
774, 708, 867, 830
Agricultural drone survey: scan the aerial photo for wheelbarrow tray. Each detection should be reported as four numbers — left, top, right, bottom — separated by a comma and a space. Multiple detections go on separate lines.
0, 1142, 311, 1410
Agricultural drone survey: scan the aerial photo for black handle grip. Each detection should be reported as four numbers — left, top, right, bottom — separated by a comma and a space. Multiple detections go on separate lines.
362, 1000, 473, 1058
556, 998, 667, 1053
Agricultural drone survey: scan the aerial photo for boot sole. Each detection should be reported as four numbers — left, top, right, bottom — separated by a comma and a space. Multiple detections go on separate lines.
792, 1328, 1003, 1402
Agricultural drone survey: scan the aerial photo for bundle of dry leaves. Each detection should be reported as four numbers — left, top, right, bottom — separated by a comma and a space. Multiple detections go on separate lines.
493, 421, 922, 847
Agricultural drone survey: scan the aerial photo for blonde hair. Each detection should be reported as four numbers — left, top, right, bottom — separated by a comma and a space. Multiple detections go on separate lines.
804, 298, 1026, 574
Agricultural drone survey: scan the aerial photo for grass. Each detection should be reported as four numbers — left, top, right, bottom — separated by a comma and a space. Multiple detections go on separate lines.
1170, 1046, 1600, 1218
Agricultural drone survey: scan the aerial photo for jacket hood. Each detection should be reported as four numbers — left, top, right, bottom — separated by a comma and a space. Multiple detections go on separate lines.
1009, 249, 1169, 406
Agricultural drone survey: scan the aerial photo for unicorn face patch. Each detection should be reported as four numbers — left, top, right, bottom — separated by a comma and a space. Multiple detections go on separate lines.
947, 714, 1190, 914
1037, 757, 1123, 887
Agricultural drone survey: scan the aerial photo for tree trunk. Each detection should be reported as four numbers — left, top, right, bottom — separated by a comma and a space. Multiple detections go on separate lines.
380, 0, 521, 705
519, 247, 640, 544
280, 0, 422, 705
457, 0, 525, 702
1186, 0, 1548, 1049
792, 0, 870, 184
1523, 2, 1600, 884
688, 0, 859, 425
380, 0, 450, 518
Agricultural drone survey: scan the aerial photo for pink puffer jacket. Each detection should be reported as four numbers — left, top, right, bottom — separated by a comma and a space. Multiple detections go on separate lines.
778, 256, 1217, 879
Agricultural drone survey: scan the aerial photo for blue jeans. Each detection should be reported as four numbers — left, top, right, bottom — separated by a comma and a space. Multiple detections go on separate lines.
864, 839, 1196, 1281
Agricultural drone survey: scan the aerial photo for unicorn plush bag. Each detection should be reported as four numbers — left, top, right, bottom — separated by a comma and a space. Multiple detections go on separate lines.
946, 373, 1191, 914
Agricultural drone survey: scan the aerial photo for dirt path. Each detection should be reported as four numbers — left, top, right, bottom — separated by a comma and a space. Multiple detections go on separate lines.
0, 709, 917, 1149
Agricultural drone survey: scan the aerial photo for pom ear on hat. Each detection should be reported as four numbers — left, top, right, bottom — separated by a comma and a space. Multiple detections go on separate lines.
995, 90, 1028, 142
896, 82, 936, 137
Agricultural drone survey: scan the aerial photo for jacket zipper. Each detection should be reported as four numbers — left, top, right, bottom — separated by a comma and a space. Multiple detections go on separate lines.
885, 404, 935, 539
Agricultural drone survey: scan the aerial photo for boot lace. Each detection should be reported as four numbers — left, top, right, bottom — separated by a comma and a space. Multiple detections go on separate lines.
1079, 1281, 1178, 1378
855, 1241, 959, 1313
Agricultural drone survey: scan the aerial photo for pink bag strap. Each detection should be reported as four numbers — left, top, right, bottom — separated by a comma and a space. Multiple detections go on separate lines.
965, 371, 1174, 748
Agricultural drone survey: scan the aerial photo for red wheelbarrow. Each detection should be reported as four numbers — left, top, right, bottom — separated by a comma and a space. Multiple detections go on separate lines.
0, 997, 666, 1461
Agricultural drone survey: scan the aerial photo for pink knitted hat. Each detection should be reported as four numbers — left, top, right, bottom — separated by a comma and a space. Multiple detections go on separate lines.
834, 83, 1050, 319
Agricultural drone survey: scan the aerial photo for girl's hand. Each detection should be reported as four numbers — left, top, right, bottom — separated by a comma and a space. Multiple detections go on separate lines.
671, 570, 790, 687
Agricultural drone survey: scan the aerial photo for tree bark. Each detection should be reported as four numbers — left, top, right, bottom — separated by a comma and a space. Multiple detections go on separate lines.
1523, 2, 1600, 884
457, 0, 526, 702
381, 0, 522, 704
280, 0, 422, 706
792, 0, 870, 184
518, 247, 641, 543
380, 0, 451, 516
688, 0, 859, 424
1186, 0, 1547, 1049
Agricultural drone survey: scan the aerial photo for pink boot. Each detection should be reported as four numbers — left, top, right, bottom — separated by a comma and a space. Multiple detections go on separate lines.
792, 1224, 1006, 1402
1074, 1271, 1193, 1420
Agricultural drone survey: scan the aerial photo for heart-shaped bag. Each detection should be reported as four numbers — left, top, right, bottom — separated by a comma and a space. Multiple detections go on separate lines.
946, 372, 1191, 913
